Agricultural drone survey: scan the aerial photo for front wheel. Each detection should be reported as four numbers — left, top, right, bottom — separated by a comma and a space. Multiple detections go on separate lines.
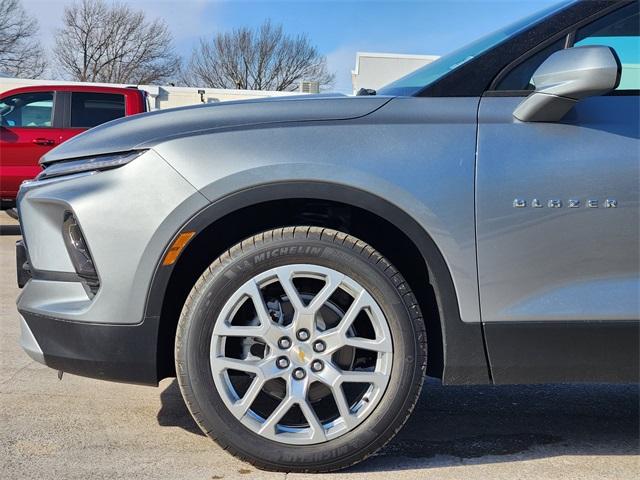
175, 226, 426, 472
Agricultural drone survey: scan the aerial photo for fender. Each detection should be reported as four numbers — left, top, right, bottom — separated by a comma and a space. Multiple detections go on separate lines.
144, 182, 491, 385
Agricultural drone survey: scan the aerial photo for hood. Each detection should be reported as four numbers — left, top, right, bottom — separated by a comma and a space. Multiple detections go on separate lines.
41, 93, 393, 164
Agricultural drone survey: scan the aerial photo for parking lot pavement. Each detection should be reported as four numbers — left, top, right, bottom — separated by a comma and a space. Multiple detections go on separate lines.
0, 211, 638, 480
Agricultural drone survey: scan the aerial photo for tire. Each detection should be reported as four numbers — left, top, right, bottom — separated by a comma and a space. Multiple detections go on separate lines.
5, 208, 19, 221
175, 226, 426, 472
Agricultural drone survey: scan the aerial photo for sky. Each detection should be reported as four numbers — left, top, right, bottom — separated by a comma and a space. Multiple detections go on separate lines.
22, 0, 562, 93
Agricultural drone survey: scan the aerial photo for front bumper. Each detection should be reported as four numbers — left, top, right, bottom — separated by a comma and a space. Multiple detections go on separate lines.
19, 310, 160, 384
15, 149, 208, 384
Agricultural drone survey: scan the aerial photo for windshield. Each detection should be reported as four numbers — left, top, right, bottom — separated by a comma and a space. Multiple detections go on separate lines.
378, 1, 574, 96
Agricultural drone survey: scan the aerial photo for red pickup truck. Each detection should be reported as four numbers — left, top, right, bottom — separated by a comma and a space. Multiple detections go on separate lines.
0, 85, 148, 215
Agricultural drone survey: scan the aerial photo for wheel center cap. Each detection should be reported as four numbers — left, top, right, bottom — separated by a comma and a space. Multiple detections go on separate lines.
291, 344, 312, 366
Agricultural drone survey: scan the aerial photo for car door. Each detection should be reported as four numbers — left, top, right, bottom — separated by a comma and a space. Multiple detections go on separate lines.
57, 90, 128, 144
476, 2, 639, 383
0, 91, 62, 200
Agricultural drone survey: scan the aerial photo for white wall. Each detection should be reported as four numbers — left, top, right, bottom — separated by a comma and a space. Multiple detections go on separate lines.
351, 52, 439, 94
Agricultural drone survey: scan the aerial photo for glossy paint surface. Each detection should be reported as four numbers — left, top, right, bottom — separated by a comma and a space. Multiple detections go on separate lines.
17, 150, 208, 324
154, 96, 482, 324
477, 95, 639, 323
18, 95, 483, 327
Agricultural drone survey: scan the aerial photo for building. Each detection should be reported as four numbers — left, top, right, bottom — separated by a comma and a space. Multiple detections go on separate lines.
299, 81, 320, 94
351, 52, 439, 94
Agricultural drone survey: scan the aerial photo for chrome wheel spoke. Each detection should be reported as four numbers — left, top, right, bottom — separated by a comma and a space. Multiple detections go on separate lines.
261, 325, 287, 349
344, 335, 392, 353
316, 362, 383, 389
331, 383, 355, 427
314, 363, 356, 426
316, 289, 375, 352
313, 361, 342, 387
257, 357, 286, 379
212, 356, 281, 379
340, 370, 386, 387
211, 357, 261, 375
306, 270, 344, 314
289, 376, 327, 442
245, 280, 274, 329
299, 400, 327, 442
214, 324, 264, 338
276, 267, 305, 312
295, 313, 316, 337
259, 396, 294, 435
229, 374, 265, 417
336, 290, 370, 335
213, 280, 273, 336
316, 329, 344, 354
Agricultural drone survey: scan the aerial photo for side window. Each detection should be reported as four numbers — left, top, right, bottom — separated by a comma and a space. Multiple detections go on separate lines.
0, 92, 53, 127
70, 92, 125, 128
574, 2, 639, 91
496, 38, 566, 90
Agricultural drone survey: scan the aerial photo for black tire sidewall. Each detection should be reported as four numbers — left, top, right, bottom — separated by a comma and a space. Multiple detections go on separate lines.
178, 234, 422, 470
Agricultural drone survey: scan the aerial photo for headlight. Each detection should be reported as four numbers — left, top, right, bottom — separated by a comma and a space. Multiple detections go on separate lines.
37, 150, 145, 181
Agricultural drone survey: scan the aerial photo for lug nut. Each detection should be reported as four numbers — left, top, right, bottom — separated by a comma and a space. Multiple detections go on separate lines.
313, 340, 326, 353
292, 367, 306, 380
311, 360, 324, 372
296, 329, 310, 341
278, 336, 292, 349
276, 356, 290, 369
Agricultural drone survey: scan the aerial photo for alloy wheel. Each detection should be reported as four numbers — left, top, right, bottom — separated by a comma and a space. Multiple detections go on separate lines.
209, 264, 393, 445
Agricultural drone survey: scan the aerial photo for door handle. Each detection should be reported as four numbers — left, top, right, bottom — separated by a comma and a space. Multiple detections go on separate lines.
32, 138, 55, 146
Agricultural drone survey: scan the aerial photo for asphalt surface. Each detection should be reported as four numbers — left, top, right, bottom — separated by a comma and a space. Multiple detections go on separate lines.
0, 211, 638, 480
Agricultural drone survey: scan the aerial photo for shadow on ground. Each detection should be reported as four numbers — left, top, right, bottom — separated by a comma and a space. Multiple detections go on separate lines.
157, 380, 205, 436
0, 224, 21, 236
157, 378, 639, 471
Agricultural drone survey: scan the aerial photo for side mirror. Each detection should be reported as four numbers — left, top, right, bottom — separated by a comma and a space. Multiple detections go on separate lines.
513, 45, 621, 122
0, 104, 11, 126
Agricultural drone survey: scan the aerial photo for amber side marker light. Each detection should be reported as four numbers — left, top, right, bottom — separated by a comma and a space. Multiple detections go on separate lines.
163, 231, 196, 266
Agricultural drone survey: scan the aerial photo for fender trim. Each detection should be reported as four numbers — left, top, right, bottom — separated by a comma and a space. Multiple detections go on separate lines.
144, 182, 491, 385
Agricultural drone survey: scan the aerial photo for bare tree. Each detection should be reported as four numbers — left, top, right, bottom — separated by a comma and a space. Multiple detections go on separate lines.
183, 20, 334, 91
54, 0, 179, 84
0, 0, 47, 78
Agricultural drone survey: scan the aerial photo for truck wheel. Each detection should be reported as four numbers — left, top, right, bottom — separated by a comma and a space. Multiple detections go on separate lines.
5, 208, 18, 221
175, 226, 427, 472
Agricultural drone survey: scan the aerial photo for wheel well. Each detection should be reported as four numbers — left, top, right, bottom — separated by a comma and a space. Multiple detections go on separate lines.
156, 199, 444, 380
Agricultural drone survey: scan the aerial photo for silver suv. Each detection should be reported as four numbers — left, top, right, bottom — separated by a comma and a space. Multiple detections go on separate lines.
15, 0, 639, 472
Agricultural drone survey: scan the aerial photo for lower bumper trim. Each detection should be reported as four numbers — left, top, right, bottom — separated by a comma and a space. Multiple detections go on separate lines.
19, 310, 160, 386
